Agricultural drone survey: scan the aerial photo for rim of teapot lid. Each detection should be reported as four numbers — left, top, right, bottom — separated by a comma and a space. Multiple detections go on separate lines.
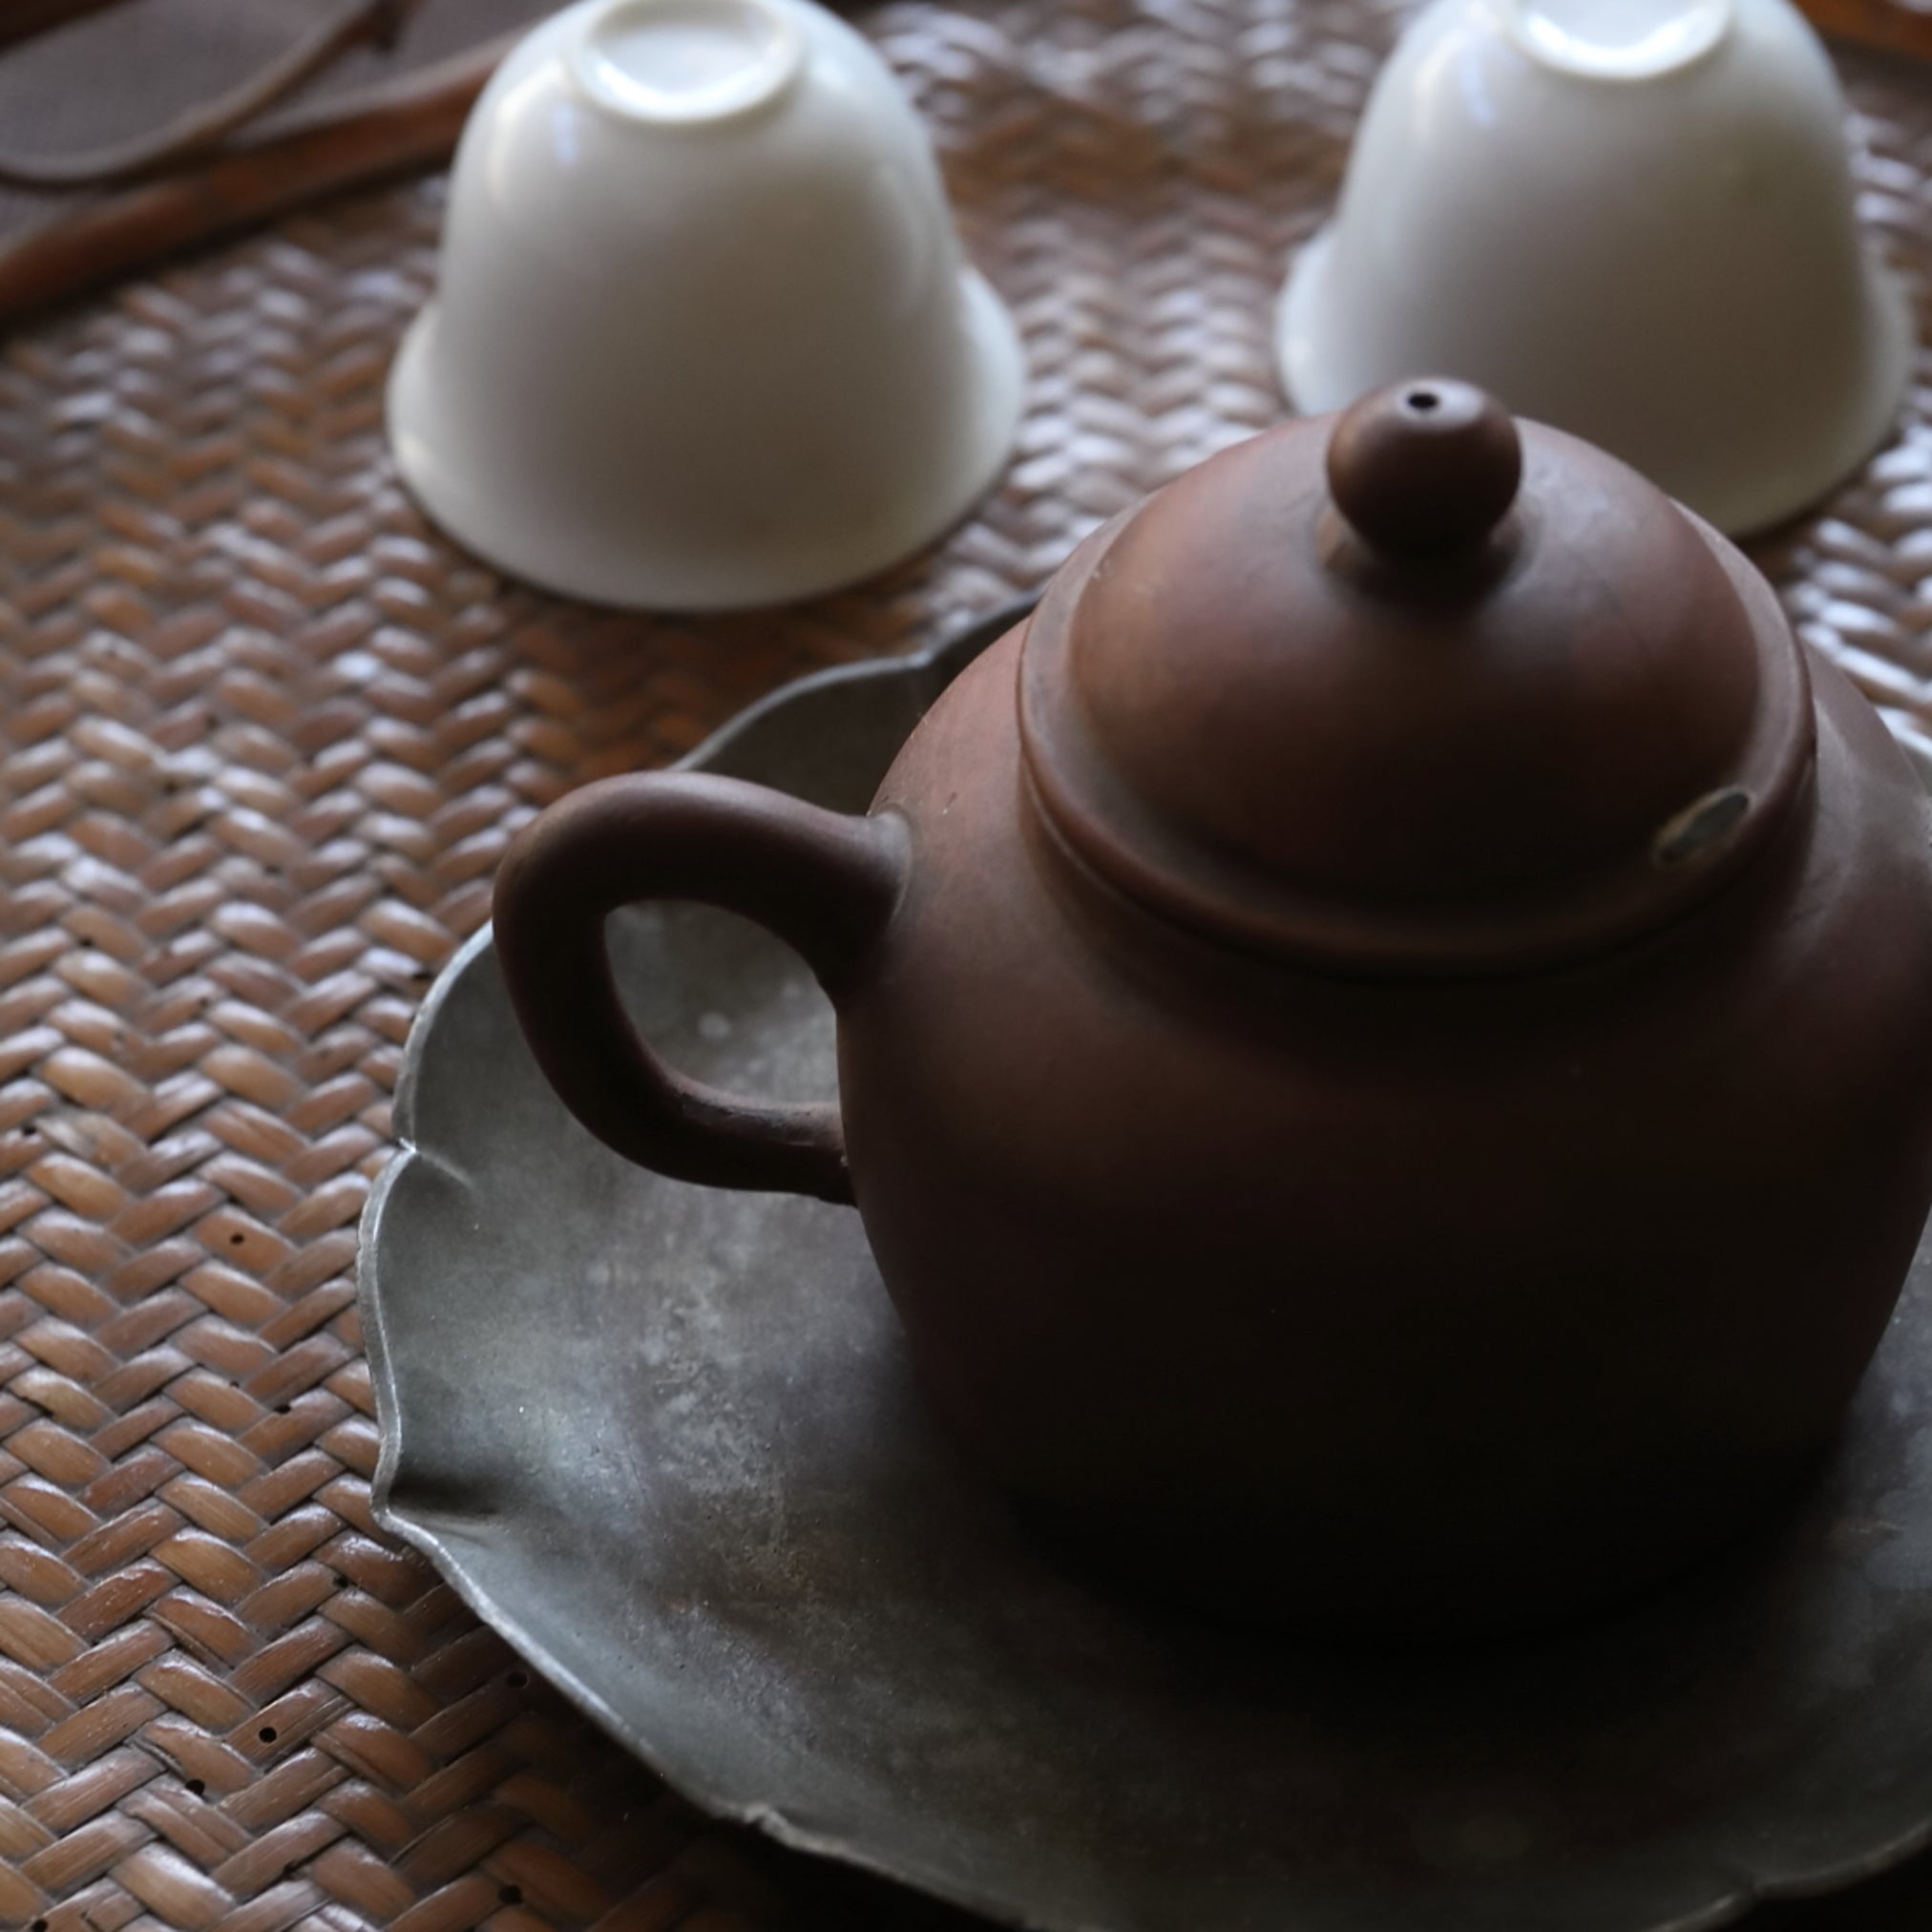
1017, 380, 1816, 977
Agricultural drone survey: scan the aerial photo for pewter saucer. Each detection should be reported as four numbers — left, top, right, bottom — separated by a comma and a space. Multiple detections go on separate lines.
362, 607, 1932, 1932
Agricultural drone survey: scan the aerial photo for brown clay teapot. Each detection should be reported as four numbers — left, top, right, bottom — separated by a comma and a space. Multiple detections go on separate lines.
493, 381, 1932, 1639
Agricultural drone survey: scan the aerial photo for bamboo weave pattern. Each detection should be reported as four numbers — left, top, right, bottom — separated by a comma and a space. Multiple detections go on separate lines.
6, 3, 1932, 1929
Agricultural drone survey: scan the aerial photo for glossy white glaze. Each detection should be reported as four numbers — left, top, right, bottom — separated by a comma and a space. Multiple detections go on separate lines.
388, 0, 1024, 610
1279, 0, 1911, 535
1505, 0, 1732, 78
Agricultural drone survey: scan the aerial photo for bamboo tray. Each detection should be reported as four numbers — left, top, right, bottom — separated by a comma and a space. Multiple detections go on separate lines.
9, 3, 1932, 1930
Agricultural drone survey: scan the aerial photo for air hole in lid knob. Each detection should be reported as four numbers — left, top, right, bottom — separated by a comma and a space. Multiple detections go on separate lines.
1328, 379, 1522, 556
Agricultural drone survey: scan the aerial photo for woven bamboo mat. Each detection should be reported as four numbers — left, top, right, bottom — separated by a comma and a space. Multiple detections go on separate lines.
10, 3, 1932, 1929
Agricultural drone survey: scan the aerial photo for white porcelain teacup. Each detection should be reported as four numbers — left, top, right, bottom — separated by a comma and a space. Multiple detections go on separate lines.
388, 0, 1025, 611
1280, 0, 1913, 536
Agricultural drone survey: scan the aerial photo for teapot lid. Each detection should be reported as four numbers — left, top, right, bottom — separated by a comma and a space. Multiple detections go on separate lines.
1018, 379, 1816, 976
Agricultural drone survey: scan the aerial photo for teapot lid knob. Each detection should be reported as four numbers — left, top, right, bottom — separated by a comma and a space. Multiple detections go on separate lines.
1326, 379, 1522, 556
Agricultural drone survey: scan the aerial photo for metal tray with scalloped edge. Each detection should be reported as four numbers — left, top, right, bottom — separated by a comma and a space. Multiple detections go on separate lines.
361, 602, 1932, 1932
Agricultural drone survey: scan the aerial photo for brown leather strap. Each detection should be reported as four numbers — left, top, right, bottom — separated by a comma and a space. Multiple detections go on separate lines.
0, 32, 505, 327
0, 0, 415, 190
0, 0, 132, 55
1799, 0, 1932, 61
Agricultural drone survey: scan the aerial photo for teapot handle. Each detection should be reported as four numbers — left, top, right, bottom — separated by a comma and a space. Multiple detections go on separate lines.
491, 772, 907, 1205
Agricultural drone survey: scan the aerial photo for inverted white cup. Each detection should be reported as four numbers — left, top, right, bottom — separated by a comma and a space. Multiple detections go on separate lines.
388, 0, 1025, 610
1280, 0, 1913, 536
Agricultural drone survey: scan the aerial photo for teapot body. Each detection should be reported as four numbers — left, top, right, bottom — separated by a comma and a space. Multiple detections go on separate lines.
837, 623, 1932, 1636
494, 387, 1932, 1640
